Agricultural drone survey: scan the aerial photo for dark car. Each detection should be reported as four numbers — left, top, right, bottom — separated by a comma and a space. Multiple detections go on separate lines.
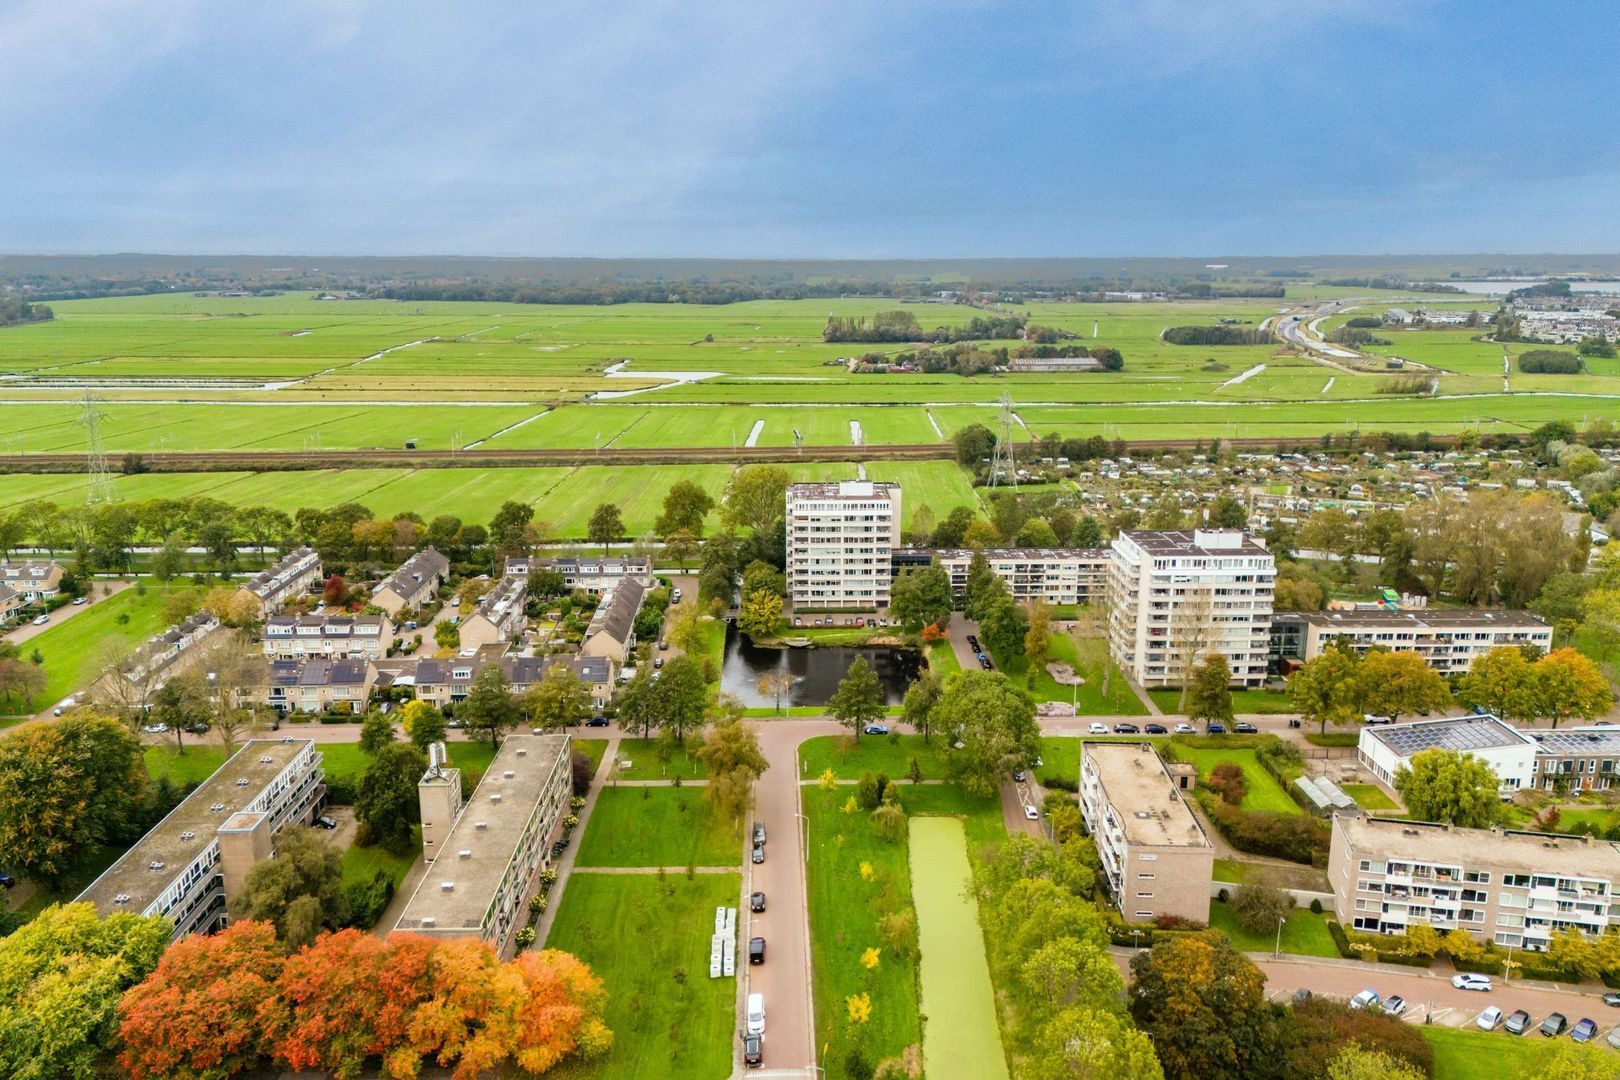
586, 715, 609, 727
0, 871, 15, 889
1206, 723, 1227, 734
749, 937, 766, 965
1114, 723, 1141, 734
314, 815, 338, 830
743, 1033, 762, 1068
1234, 722, 1259, 734
979, 657, 993, 669
1505, 1009, 1533, 1035
1573, 1017, 1598, 1043
753, 821, 767, 846
750, 891, 766, 912
1145, 723, 1169, 735
751, 843, 765, 865
863, 724, 889, 736
1541, 1012, 1568, 1037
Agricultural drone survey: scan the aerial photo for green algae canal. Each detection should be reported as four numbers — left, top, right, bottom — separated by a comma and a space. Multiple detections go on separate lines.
908, 816, 1009, 1079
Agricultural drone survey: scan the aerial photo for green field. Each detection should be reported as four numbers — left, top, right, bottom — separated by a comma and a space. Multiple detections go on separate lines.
1420, 1025, 1571, 1080
574, 787, 740, 868
989, 633, 1147, 715
1206, 899, 1338, 957
610, 737, 708, 780
909, 817, 1009, 1080
18, 584, 180, 710
544, 873, 741, 1080
1341, 783, 1401, 812
797, 733, 949, 781
1171, 746, 1300, 814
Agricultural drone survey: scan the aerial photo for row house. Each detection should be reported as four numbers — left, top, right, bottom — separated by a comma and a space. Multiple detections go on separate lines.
234, 547, 322, 618
505, 555, 654, 595
459, 575, 527, 650
261, 658, 374, 714
372, 547, 451, 617
0, 559, 64, 602
263, 614, 393, 661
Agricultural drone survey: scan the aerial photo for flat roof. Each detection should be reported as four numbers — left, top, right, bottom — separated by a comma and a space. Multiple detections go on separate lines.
923, 547, 1111, 561
1524, 726, 1620, 756
1288, 609, 1547, 629
787, 480, 898, 500
1121, 529, 1269, 557
1083, 742, 1210, 849
393, 733, 570, 935
1337, 815, 1620, 879
78, 739, 316, 915
1364, 715, 1534, 758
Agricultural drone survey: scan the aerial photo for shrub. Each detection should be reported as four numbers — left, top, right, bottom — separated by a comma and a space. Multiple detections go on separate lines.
323, 776, 357, 806
1198, 793, 1329, 864
1207, 762, 1249, 806
1231, 880, 1295, 934
1518, 349, 1582, 374
1310, 898, 1323, 915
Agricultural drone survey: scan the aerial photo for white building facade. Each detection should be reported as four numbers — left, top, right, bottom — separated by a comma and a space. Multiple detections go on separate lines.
786, 481, 901, 611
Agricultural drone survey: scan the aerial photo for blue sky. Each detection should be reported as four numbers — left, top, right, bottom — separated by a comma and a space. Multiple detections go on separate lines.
3, 0, 1617, 257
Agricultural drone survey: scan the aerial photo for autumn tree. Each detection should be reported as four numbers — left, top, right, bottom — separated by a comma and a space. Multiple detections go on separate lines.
275, 930, 435, 1077
1355, 649, 1452, 722
402, 698, 448, 751
117, 920, 284, 1080
1024, 600, 1054, 672
357, 743, 429, 855
757, 670, 794, 715
1128, 932, 1279, 1080
1287, 646, 1361, 734
933, 670, 1040, 797
232, 826, 348, 947
0, 903, 169, 1080
1325, 1044, 1426, 1080
889, 564, 952, 632
828, 656, 885, 742
1455, 645, 1540, 722
1185, 652, 1234, 726
0, 712, 146, 886
695, 717, 769, 828
1532, 647, 1612, 727
1230, 879, 1294, 934
736, 587, 783, 639
1394, 748, 1501, 828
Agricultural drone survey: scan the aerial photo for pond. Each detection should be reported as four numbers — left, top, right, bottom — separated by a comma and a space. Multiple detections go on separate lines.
718, 622, 921, 708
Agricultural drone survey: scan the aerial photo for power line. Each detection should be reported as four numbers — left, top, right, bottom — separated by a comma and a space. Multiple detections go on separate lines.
990, 390, 1017, 491
77, 390, 116, 505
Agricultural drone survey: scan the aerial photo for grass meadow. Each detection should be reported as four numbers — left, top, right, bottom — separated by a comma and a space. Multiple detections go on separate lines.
19, 583, 180, 709
1170, 746, 1300, 814
574, 787, 741, 868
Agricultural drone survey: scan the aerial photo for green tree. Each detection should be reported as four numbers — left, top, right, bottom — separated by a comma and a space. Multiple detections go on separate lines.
1185, 652, 1234, 725
1128, 932, 1278, 1080
1532, 647, 1613, 727
1230, 879, 1294, 934
963, 552, 1002, 620
953, 423, 995, 467
736, 588, 784, 639
1326, 1045, 1425, 1080
355, 742, 429, 855
1207, 495, 1247, 529
962, 518, 1003, 549
695, 718, 768, 827
587, 503, 623, 554
358, 710, 396, 755
521, 662, 591, 731
1071, 515, 1104, 548
1028, 1008, 1164, 1080
400, 699, 448, 751
1288, 647, 1361, 734
901, 668, 942, 742
0, 903, 170, 1080
828, 656, 885, 742
720, 465, 791, 534
1015, 518, 1060, 547
1455, 646, 1539, 722
457, 665, 520, 746
1394, 748, 1501, 828
648, 654, 708, 742
230, 825, 346, 947
890, 564, 953, 632
932, 670, 1040, 797
1024, 600, 1054, 671
0, 713, 145, 886
980, 595, 1029, 663
655, 480, 716, 538
488, 500, 534, 555
1355, 649, 1452, 722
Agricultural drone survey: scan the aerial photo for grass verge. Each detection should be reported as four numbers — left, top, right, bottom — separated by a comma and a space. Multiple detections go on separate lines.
1206, 898, 1339, 957
576, 787, 739, 868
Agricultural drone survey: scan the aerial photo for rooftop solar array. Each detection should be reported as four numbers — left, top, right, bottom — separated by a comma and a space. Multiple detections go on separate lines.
1369, 716, 1527, 757
1528, 728, 1620, 754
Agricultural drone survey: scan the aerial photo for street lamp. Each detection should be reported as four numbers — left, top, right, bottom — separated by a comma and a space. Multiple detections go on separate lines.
1275, 914, 1286, 958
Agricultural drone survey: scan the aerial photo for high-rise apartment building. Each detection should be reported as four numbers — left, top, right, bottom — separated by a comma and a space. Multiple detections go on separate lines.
786, 481, 901, 611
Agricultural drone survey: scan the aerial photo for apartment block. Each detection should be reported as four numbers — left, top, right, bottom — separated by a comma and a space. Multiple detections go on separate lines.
263, 613, 393, 661
922, 547, 1111, 607
372, 547, 451, 617
1329, 815, 1620, 950
786, 480, 901, 611
394, 733, 572, 956
235, 547, 322, 617
506, 555, 654, 595
1080, 742, 1213, 924
1106, 529, 1274, 688
77, 739, 325, 940
459, 574, 527, 649
1271, 609, 1552, 673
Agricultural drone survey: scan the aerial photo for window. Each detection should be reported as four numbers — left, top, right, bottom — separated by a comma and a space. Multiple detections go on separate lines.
1137, 873, 1156, 880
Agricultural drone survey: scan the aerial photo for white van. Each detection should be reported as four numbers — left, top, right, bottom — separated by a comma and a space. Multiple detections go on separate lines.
746, 993, 765, 1036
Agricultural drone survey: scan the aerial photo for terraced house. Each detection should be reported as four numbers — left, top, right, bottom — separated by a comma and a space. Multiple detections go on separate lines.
76, 739, 326, 941
234, 547, 322, 618
263, 613, 394, 661
459, 574, 527, 649
505, 554, 653, 595
372, 546, 450, 617
260, 658, 374, 714
0, 559, 63, 602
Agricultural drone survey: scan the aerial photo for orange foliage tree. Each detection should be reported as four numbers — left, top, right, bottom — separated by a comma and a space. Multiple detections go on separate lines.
117, 921, 286, 1080
276, 929, 436, 1077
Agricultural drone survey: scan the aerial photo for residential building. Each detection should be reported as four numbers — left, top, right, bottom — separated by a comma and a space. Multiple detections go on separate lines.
0, 582, 22, 625
1329, 814, 1620, 949
504, 654, 615, 712
1523, 727, 1620, 793
1357, 715, 1537, 790
260, 658, 374, 714
394, 733, 572, 956
786, 480, 901, 611
409, 657, 474, 707
459, 575, 527, 649
76, 739, 325, 940
1271, 609, 1552, 673
234, 547, 322, 617
99, 611, 222, 699
1106, 529, 1275, 688
372, 547, 451, 617
505, 555, 654, 595
1079, 742, 1213, 924
923, 547, 1111, 607
263, 614, 394, 661
580, 578, 645, 662
0, 559, 63, 602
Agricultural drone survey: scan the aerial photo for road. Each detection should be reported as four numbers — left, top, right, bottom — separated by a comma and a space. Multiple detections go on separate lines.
1, 577, 134, 649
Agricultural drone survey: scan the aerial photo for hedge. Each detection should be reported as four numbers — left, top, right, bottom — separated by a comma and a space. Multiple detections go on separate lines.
1197, 790, 1329, 864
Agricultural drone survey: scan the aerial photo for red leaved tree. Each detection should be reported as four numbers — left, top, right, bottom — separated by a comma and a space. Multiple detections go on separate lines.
323, 573, 349, 607
275, 928, 435, 1077
117, 920, 285, 1080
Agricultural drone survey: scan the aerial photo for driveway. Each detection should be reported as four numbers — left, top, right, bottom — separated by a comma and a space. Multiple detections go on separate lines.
1, 578, 134, 648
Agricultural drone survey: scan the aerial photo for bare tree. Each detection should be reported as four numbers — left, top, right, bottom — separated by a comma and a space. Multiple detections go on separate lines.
757, 670, 794, 715
1171, 585, 1214, 714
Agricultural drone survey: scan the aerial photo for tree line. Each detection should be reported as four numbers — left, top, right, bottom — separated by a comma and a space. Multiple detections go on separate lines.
1162, 324, 1275, 346
822, 310, 1028, 344
0, 297, 52, 327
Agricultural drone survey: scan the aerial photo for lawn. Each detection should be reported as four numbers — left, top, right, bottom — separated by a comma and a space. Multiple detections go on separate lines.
544, 872, 741, 1080
1206, 899, 1339, 958
1170, 745, 1300, 815
798, 733, 950, 781
610, 737, 707, 780
1148, 687, 1296, 715
1038, 736, 1080, 789
21, 583, 180, 708
803, 782, 1005, 1080
340, 828, 419, 913
988, 634, 1147, 715
1341, 783, 1401, 812
925, 637, 961, 676
144, 737, 498, 790
910, 817, 1008, 1080
1421, 1025, 1564, 1080
574, 736, 609, 774
575, 787, 740, 868
1213, 858, 1253, 885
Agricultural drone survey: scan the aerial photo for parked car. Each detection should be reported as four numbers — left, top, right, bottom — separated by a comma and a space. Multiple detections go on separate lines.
586, 715, 609, 727
0, 871, 15, 889
1363, 713, 1393, 725
1383, 995, 1406, 1017
1573, 1017, 1598, 1043
658, 639, 668, 650
1603, 992, 1620, 1007
743, 1033, 762, 1068
1012, 770, 1027, 781
1606, 1025, 1620, 1050
746, 993, 765, 1036
863, 724, 889, 736
1023, 805, 1039, 821
72, 596, 88, 606
1234, 722, 1258, 734
671, 589, 682, 602
1349, 990, 1380, 1011
1174, 722, 1196, 734
1453, 973, 1493, 992
748, 937, 766, 965
315, 815, 337, 830
1477, 1006, 1504, 1031
653, 657, 664, 669
1505, 1009, 1533, 1035
31, 614, 48, 626
142, 722, 169, 734
751, 843, 765, 865
1145, 723, 1169, 735
1540, 1012, 1567, 1037
1206, 723, 1227, 735
1088, 722, 1109, 735
978, 657, 993, 670
750, 891, 765, 913
1114, 723, 1141, 734
752, 821, 766, 846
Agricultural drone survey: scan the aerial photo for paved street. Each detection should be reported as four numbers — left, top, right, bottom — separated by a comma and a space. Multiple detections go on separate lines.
0, 577, 134, 649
